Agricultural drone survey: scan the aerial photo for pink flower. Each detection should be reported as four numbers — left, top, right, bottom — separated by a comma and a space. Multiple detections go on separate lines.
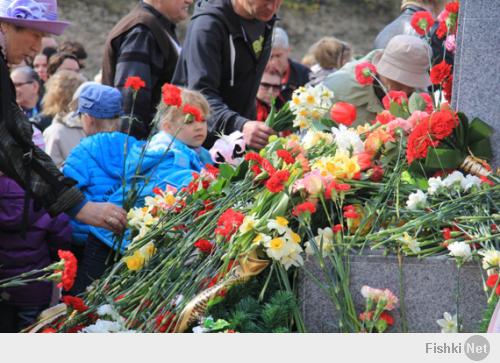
445, 34, 456, 53
293, 170, 327, 196
386, 117, 413, 134
382, 289, 399, 311
407, 110, 430, 129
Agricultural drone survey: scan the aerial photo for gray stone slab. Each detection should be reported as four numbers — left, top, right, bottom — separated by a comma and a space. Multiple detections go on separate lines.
298, 252, 487, 332
452, 0, 500, 167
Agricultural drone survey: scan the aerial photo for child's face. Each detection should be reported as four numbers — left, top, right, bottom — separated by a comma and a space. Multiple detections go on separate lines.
163, 117, 208, 148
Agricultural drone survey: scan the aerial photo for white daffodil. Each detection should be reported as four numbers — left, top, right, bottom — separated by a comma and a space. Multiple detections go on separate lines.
284, 229, 302, 244
280, 243, 304, 270
478, 249, 500, 271
436, 312, 459, 333
331, 124, 364, 155
252, 233, 272, 246
264, 237, 289, 261
301, 130, 334, 150
397, 232, 420, 254
305, 227, 334, 255
406, 190, 428, 210
427, 176, 445, 195
239, 215, 257, 234
267, 216, 289, 235
447, 241, 472, 261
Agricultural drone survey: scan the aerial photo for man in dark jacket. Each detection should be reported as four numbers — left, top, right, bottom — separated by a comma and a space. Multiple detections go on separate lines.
173, 0, 283, 149
266, 27, 311, 108
102, 0, 192, 140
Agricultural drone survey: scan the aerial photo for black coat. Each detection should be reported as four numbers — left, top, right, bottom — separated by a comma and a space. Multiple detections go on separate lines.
172, 0, 276, 147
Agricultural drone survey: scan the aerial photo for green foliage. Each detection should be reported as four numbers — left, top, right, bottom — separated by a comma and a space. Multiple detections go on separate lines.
479, 295, 499, 333
207, 270, 297, 333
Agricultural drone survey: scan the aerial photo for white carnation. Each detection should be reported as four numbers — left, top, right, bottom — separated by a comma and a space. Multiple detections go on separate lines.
331, 125, 364, 155
406, 190, 428, 210
461, 174, 482, 191
447, 241, 472, 261
427, 176, 445, 195
443, 171, 465, 188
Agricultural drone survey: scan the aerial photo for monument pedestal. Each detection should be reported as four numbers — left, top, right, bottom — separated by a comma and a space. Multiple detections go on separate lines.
298, 251, 487, 332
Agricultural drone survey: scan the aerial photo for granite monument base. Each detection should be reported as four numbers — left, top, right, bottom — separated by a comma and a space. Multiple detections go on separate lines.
298, 251, 487, 332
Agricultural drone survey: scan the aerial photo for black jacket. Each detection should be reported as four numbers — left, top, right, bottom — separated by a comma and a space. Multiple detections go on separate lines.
172, 0, 276, 147
278, 59, 311, 107
102, 2, 180, 140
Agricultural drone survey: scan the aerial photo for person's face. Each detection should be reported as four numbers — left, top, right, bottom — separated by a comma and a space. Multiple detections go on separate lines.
1, 24, 44, 65
257, 72, 281, 106
163, 117, 208, 148
379, 75, 415, 96
154, 0, 193, 23
81, 113, 98, 136
11, 71, 39, 109
58, 58, 80, 73
267, 47, 290, 75
238, 0, 283, 21
33, 54, 48, 81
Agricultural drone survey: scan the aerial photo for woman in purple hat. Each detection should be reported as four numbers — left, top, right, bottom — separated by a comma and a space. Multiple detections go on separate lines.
0, 0, 127, 237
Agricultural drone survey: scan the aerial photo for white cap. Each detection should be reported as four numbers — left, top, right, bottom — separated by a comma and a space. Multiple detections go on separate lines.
272, 27, 289, 49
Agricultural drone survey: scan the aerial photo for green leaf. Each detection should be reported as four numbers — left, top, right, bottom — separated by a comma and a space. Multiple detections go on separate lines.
389, 101, 408, 118
211, 319, 231, 331
469, 139, 493, 160
468, 117, 493, 143
408, 93, 427, 113
424, 148, 463, 169
219, 163, 235, 180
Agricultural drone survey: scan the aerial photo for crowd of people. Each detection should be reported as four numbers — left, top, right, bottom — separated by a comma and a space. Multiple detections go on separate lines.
0, 0, 453, 332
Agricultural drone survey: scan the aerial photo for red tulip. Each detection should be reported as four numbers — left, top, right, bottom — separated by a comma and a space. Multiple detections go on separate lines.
330, 102, 357, 126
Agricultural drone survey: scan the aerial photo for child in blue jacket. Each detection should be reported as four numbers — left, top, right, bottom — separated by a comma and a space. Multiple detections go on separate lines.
63, 84, 143, 294
71, 87, 213, 293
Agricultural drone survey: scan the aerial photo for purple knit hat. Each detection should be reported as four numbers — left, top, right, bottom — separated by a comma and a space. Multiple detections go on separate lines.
0, 0, 69, 35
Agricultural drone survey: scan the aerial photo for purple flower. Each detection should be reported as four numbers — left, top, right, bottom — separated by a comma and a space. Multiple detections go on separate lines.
6, 0, 47, 20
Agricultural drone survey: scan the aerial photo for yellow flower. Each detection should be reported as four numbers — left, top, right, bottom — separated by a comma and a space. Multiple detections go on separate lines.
164, 193, 177, 207
267, 216, 289, 235
253, 233, 271, 245
292, 96, 301, 105
270, 237, 285, 250
239, 216, 257, 234
286, 230, 301, 244
306, 94, 316, 104
140, 242, 157, 260
123, 251, 145, 271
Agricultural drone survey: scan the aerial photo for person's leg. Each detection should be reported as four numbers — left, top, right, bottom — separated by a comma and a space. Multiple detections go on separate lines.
0, 303, 17, 333
16, 304, 48, 332
70, 235, 113, 295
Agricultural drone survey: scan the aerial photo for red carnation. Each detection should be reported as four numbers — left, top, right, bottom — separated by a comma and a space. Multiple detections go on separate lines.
333, 224, 343, 233
343, 205, 360, 219
325, 181, 351, 199
375, 110, 396, 125
56, 250, 77, 291
442, 75, 453, 103
486, 274, 500, 295
436, 21, 448, 39
194, 239, 214, 254
380, 311, 394, 326
442, 227, 452, 240
260, 158, 277, 176
155, 311, 177, 333
406, 118, 439, 164
355, 62, 377, 86
445, 2, 460, 13
330, 101, 357, 126
183, 104, 204, 122
420, 92, 434, 113
124, 76, 146, 91
244, 152, 263, 164
430, 60, 452, 85
428, 110, 458, 140
411, 11, 435, 35
382, 91, 408, 110
370, 165, 384, 182
276, 149, 295, 164
215, 209, 245, 240
62, 296, 88, 313
292, 201, 317, 217
162, 83, 182, 107
204, 164, 220, 178
265, 170, 290, 193
42, 327, 57, 333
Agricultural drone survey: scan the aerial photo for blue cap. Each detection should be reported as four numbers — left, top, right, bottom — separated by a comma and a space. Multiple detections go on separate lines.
77, 84, 123, 119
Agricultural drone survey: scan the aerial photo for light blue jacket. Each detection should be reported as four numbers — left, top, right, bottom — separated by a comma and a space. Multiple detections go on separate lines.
63, 132, 143, 245
90, 131, 213, 251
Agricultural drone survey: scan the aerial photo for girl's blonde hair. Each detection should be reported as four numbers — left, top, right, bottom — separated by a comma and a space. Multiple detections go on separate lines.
313, 37, 352, 70
156, 88, 210, 129
42, 70, 85, 117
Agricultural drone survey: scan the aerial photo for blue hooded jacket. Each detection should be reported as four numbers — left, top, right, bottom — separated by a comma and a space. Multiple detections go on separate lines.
90, 131, 213, 251
63, 132, 143, 245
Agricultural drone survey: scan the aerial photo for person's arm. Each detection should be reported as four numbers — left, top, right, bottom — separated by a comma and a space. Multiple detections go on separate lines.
113, 26, 163, 139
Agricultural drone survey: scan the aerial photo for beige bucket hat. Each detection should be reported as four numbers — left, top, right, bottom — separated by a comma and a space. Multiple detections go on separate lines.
373, 34, 432, 89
